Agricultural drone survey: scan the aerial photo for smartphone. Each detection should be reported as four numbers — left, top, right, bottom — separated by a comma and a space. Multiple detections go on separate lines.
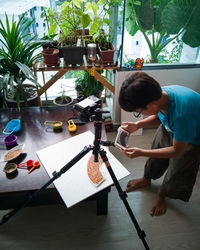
115, 128, 130, 149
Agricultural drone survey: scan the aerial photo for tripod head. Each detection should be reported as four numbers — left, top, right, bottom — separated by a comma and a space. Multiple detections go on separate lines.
74, 95, 115, 162
90, 107, 104, 122
73, 95, 102, 122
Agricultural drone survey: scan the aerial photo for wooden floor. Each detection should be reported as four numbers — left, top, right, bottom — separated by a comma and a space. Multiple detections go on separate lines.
0, 129, 200, 250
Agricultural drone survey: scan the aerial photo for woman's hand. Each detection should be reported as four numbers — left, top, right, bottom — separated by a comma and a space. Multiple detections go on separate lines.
119, 122, 139, 134
121, 146, 143, 158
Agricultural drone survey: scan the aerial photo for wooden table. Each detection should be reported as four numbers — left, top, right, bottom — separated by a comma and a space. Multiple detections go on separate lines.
0, 105, 109, 214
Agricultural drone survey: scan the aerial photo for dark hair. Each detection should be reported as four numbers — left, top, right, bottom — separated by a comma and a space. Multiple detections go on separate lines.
119, 72, 162, 112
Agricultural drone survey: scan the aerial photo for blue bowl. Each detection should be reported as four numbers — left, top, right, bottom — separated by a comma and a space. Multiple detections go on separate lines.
3, 119, 21, 135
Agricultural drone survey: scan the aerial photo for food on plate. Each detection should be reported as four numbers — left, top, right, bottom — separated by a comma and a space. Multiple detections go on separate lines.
87, 154, 104, 186
4, 148, 22, 161
54, 123, 61, 127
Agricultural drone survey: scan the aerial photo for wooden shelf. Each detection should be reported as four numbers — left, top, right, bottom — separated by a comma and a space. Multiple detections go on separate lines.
33, 60, 119, 72
33, 60, 119, 106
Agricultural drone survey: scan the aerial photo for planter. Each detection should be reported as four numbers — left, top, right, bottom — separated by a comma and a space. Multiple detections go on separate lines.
77, 29, 90, 36
53, 96, 73, 106
98, 43, 115, 65
42, 48, 60, 67
6, 84, 38, 108
62, 46, 85, 66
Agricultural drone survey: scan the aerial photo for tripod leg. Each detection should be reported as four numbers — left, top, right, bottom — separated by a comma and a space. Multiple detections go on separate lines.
0, 145, 92, 226
99, 149, 150, 250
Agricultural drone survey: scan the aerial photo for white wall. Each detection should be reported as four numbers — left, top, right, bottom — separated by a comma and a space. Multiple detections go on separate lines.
113, 68, 200, 125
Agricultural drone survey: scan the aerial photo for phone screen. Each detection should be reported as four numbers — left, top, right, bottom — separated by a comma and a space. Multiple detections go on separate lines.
115, 129, 129, 148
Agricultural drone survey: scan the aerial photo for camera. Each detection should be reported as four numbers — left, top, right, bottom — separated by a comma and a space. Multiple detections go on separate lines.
74, 95, 101, 122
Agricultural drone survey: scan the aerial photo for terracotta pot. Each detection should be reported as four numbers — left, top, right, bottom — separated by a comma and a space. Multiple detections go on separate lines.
42, 48, 60, 67
77, 29, 90, 36
98, 43, 115, 65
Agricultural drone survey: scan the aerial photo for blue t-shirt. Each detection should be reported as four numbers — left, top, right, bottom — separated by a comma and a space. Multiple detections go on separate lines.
158, 85, 200, 144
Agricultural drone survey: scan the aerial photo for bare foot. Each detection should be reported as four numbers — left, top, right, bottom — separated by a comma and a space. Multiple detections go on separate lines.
150, 190, 166, 216
126, 177, 151, 192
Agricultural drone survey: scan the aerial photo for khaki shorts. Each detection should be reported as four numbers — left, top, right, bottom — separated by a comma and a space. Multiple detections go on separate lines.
144, 125, 200, 201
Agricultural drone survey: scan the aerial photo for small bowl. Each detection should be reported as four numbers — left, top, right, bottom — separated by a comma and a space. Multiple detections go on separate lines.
5, 135, 17, 147
3, 119, 21, 135
4, 163, 18, 175
44, 121, 63, 130
52, 121, 62, 129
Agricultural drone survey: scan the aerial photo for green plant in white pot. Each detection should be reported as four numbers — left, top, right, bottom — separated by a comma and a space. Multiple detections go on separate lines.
0, 13, 42, 110
53, 84, 73, 106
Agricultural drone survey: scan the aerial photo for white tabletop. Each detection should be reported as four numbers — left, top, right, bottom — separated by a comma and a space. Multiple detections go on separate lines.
37, 131, 130, 207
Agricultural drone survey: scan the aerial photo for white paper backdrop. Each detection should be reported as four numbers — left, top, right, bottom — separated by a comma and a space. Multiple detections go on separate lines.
37, 131, 130, 207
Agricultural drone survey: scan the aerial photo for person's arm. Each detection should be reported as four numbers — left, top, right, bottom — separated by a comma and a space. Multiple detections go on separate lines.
122, 139, 188, 158
136, 115, 161, 129
120, 115, 161, 134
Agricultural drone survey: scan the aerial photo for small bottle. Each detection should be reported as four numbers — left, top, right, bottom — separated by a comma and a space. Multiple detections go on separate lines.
87, 43, 97, 62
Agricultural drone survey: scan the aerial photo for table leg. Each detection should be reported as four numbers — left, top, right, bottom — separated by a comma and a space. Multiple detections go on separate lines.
96, 187, 110, 215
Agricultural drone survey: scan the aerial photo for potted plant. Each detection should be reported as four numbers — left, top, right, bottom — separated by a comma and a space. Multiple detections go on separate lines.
42, 47, 60, 67
0, 14, 42, 110
46, 0, 92, 66
43, 0, 118, 65
94, 30, 115, 65
53, 84, 73, 106
60, 30, 85, 66
75, 70, 104, 98
5, 83, 38, 108
40, 33, 58, 50
40, 7, 63, 58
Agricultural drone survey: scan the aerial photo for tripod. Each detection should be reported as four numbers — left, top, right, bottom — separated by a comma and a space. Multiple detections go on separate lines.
0, 108, 150, 250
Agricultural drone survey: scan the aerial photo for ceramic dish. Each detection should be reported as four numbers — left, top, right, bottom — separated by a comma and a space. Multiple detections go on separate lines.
44, 120, 63, 130
0, 144, 25, 162
3, 163, 18, 174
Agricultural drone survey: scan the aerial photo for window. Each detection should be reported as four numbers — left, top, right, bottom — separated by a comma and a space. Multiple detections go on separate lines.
121, 0, 200, 67
1, 1, 199, 71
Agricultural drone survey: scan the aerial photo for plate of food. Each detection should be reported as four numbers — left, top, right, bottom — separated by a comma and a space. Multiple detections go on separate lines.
0, 144, 25, 162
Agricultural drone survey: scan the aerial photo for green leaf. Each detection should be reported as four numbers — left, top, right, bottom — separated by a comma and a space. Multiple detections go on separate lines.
90, 17, 101, 35
153, 0, 170, 33
182, 24, 200, 47
91, 2, 97, 16
125, 0, 139, 36
72, 0, 81, 9
139, 0, 154, 30
86, 2, 91, 11
134, 1, 141, 6
103, 18, 110, 26
80, 14, 91, 28
162, 1, 184, 34
48, 23, 57, 35
98, 0, 107, 4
